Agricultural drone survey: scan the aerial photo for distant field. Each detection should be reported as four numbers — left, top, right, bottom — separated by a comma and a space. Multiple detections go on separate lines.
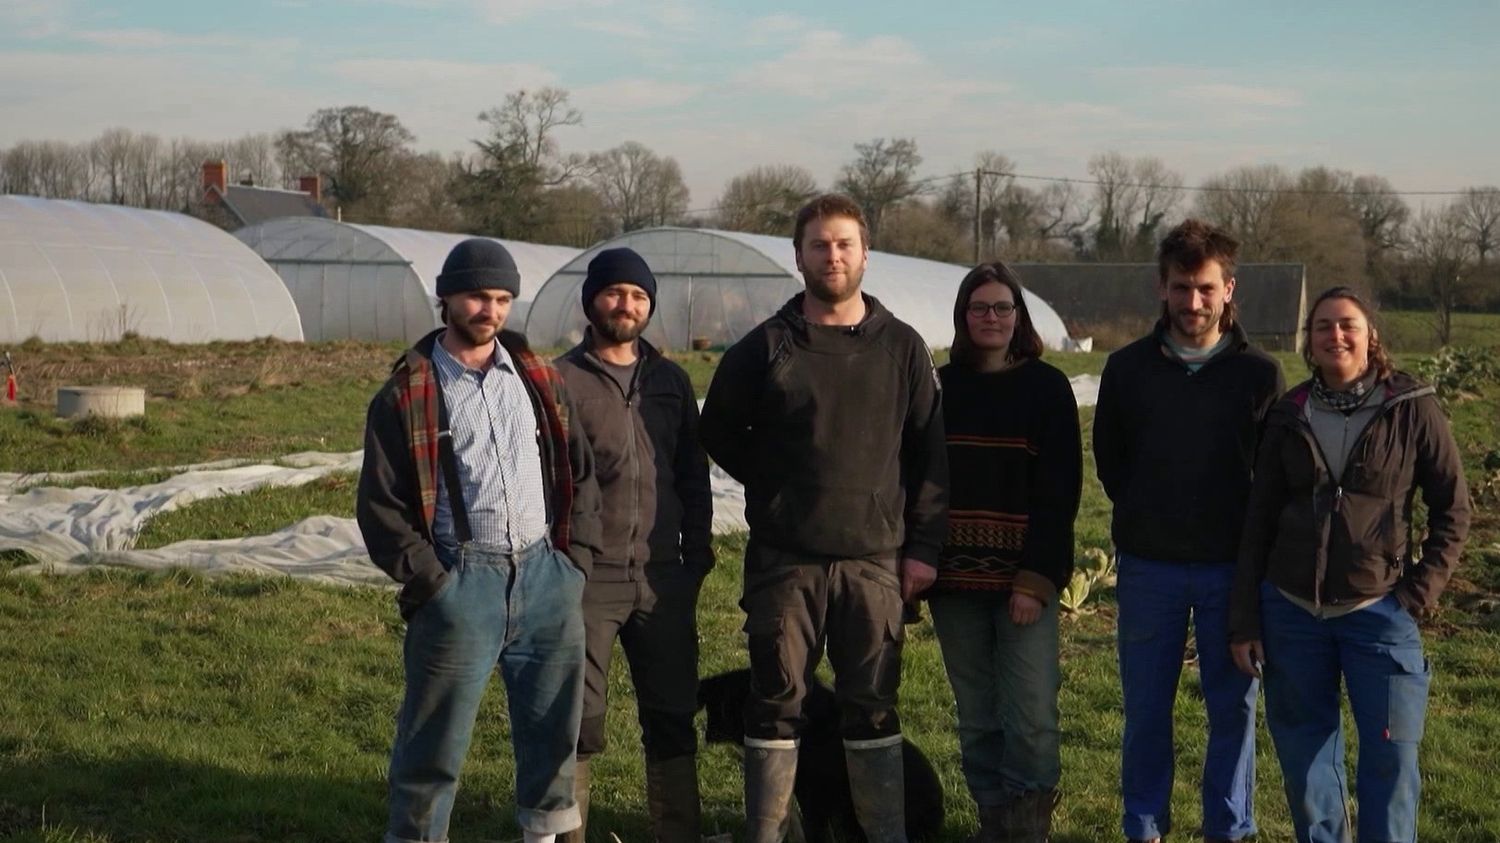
1375, 309, 1500, 353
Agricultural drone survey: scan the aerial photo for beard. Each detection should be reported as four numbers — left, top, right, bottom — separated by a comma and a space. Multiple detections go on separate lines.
803, 264, 865, 306
1170, 307, 1217, 339
446, 315, 500, 348
592, 310, 649, 344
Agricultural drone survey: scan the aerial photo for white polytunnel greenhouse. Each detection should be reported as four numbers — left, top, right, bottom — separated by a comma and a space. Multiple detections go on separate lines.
0, 195, 303, 344
523, 227, 1071, 352
234, 217, 581, 343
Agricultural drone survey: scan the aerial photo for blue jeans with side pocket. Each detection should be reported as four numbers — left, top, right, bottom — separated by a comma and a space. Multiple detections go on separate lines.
385, 539, 587, 843
1259, 582, 1431, 843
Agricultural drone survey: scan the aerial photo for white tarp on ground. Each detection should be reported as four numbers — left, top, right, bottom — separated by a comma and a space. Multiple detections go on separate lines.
2, 377, 1098, 583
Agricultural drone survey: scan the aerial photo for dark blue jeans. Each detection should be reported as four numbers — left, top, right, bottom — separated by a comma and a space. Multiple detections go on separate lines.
1260, 583, 1430, 843
385, 540, 587, 842
1116, 553, 1257, 841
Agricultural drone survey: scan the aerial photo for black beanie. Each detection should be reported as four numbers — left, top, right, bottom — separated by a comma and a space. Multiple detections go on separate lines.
435, 238, 521, 298
581, 247, 658, 315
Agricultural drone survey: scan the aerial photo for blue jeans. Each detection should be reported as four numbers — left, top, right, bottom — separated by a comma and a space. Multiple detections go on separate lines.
1259, 583, 1430, 843
928, 590, 1060, 806
386, 539, 587, 842
1116, 554, 1257, 841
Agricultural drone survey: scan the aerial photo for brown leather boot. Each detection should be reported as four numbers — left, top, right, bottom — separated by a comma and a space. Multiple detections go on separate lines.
557, 757, 590, 843
1009, 788, 1059, 843
646, 754, 702, 843
967, 801, 1016, 843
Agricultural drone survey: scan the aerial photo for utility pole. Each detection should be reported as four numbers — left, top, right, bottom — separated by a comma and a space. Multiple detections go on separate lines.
973, 168, 983, 264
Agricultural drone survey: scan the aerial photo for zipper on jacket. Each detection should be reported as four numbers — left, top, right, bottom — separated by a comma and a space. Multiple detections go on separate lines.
1292, 385, 1426, 604
625, 371, 642, 567
587, 347, 649, 569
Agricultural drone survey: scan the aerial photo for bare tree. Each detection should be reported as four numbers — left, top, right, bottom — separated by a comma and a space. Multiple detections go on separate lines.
1348, 173, 1410, 291
459, 88, 587, 239
1455, 186, 1500, 269
834, 137, 924, 243
3, 139, 94, 199
1407, 205, 1472, 345
714, 164, 819, 235
91, 128, 136, 204
476, 87, 584, 183
386, 151, 466, 232
587, 141, 691, 233
1194, 164, 1295, 256
277, 105, 417, 223
228, 133, 285, 189
533, 183, 613, 248
879, 198, 968, 263
1087, 153, 1183, 260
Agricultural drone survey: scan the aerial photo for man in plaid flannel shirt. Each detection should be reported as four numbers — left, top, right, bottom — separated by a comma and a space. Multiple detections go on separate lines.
358, 238, 602, 843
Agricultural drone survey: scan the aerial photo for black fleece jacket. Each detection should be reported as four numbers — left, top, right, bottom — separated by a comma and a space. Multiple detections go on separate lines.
555, 333, 714, 580
1093, 320, 1284, 564
699, 293, 949, 568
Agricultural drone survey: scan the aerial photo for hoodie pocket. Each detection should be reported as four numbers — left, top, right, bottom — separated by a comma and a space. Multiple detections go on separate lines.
763, 482, 901, 556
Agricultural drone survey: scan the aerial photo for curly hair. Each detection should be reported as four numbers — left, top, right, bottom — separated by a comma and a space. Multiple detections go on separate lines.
1301, 286, 1394, 380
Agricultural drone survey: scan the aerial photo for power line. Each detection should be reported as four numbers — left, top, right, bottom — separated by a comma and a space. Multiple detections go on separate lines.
982, 169, 1476, 198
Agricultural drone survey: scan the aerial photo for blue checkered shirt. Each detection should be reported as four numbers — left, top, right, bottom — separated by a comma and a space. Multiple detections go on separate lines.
430, 338, 549, 551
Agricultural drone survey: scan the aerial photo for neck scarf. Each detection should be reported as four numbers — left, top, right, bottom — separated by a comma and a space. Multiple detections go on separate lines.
1312, 368, 1379, 414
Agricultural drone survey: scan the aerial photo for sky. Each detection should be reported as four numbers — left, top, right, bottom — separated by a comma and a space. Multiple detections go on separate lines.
2, 0, 1498, 213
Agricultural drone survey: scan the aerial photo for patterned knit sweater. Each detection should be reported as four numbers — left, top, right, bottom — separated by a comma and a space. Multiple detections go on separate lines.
932, 359, 1083, 603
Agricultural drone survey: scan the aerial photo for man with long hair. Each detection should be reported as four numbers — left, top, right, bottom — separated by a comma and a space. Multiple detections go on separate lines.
1093, 220, 1284, 843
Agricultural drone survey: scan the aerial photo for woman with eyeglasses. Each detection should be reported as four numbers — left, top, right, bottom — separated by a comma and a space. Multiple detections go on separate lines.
924, 262, 1081, 842
1229, 286, 1470, 843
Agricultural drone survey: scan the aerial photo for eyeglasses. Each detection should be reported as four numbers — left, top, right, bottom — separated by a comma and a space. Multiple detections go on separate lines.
966, 302, 1017, 318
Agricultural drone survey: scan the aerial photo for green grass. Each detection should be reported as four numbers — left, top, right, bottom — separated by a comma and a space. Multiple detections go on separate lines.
4, 326, 1500, 841
1379, 309, 1500, 353
3, 545, 1499, 842
132, 473, 358, 550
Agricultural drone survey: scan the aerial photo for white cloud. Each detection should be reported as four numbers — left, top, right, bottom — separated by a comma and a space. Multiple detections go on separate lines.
574, 78, 702, 112
0, 51, 319, 144
731, 30, 931, 99
475, 0, 613, 24
1171, 83, 1302, 109
70, 28, 297, 51
330, 58, 556, 91
745, 13, 809, 41
1, 0, 73, 38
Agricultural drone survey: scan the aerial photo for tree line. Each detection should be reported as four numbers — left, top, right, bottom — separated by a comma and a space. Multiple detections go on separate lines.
4, 87, 1497, 337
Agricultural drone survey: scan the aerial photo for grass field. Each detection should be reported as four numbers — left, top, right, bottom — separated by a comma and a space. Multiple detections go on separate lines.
2, 313, 1499, 842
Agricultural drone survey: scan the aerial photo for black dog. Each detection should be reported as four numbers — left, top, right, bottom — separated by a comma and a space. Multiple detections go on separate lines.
698, 668, 945, 842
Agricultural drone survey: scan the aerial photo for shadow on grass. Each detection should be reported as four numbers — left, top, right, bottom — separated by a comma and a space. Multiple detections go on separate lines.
0, 751, 665, 843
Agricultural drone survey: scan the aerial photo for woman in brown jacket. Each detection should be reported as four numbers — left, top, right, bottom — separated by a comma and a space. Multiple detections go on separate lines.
1229, 286, 1470, 843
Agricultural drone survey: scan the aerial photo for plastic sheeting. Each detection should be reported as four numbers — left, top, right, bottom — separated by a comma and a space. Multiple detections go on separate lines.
4, 375, 1096, 584
524, 227, 1072, 352
235, 218, 580, 342
0, 195, 303, 343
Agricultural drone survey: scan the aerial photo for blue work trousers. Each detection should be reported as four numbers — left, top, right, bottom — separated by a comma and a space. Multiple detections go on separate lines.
1116, 553, 1257, 841
1260, 583, 1430, 843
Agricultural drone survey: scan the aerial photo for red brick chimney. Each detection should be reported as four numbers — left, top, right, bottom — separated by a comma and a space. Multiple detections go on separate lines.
202, 160, 228, 202
298, 174, 322, 203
